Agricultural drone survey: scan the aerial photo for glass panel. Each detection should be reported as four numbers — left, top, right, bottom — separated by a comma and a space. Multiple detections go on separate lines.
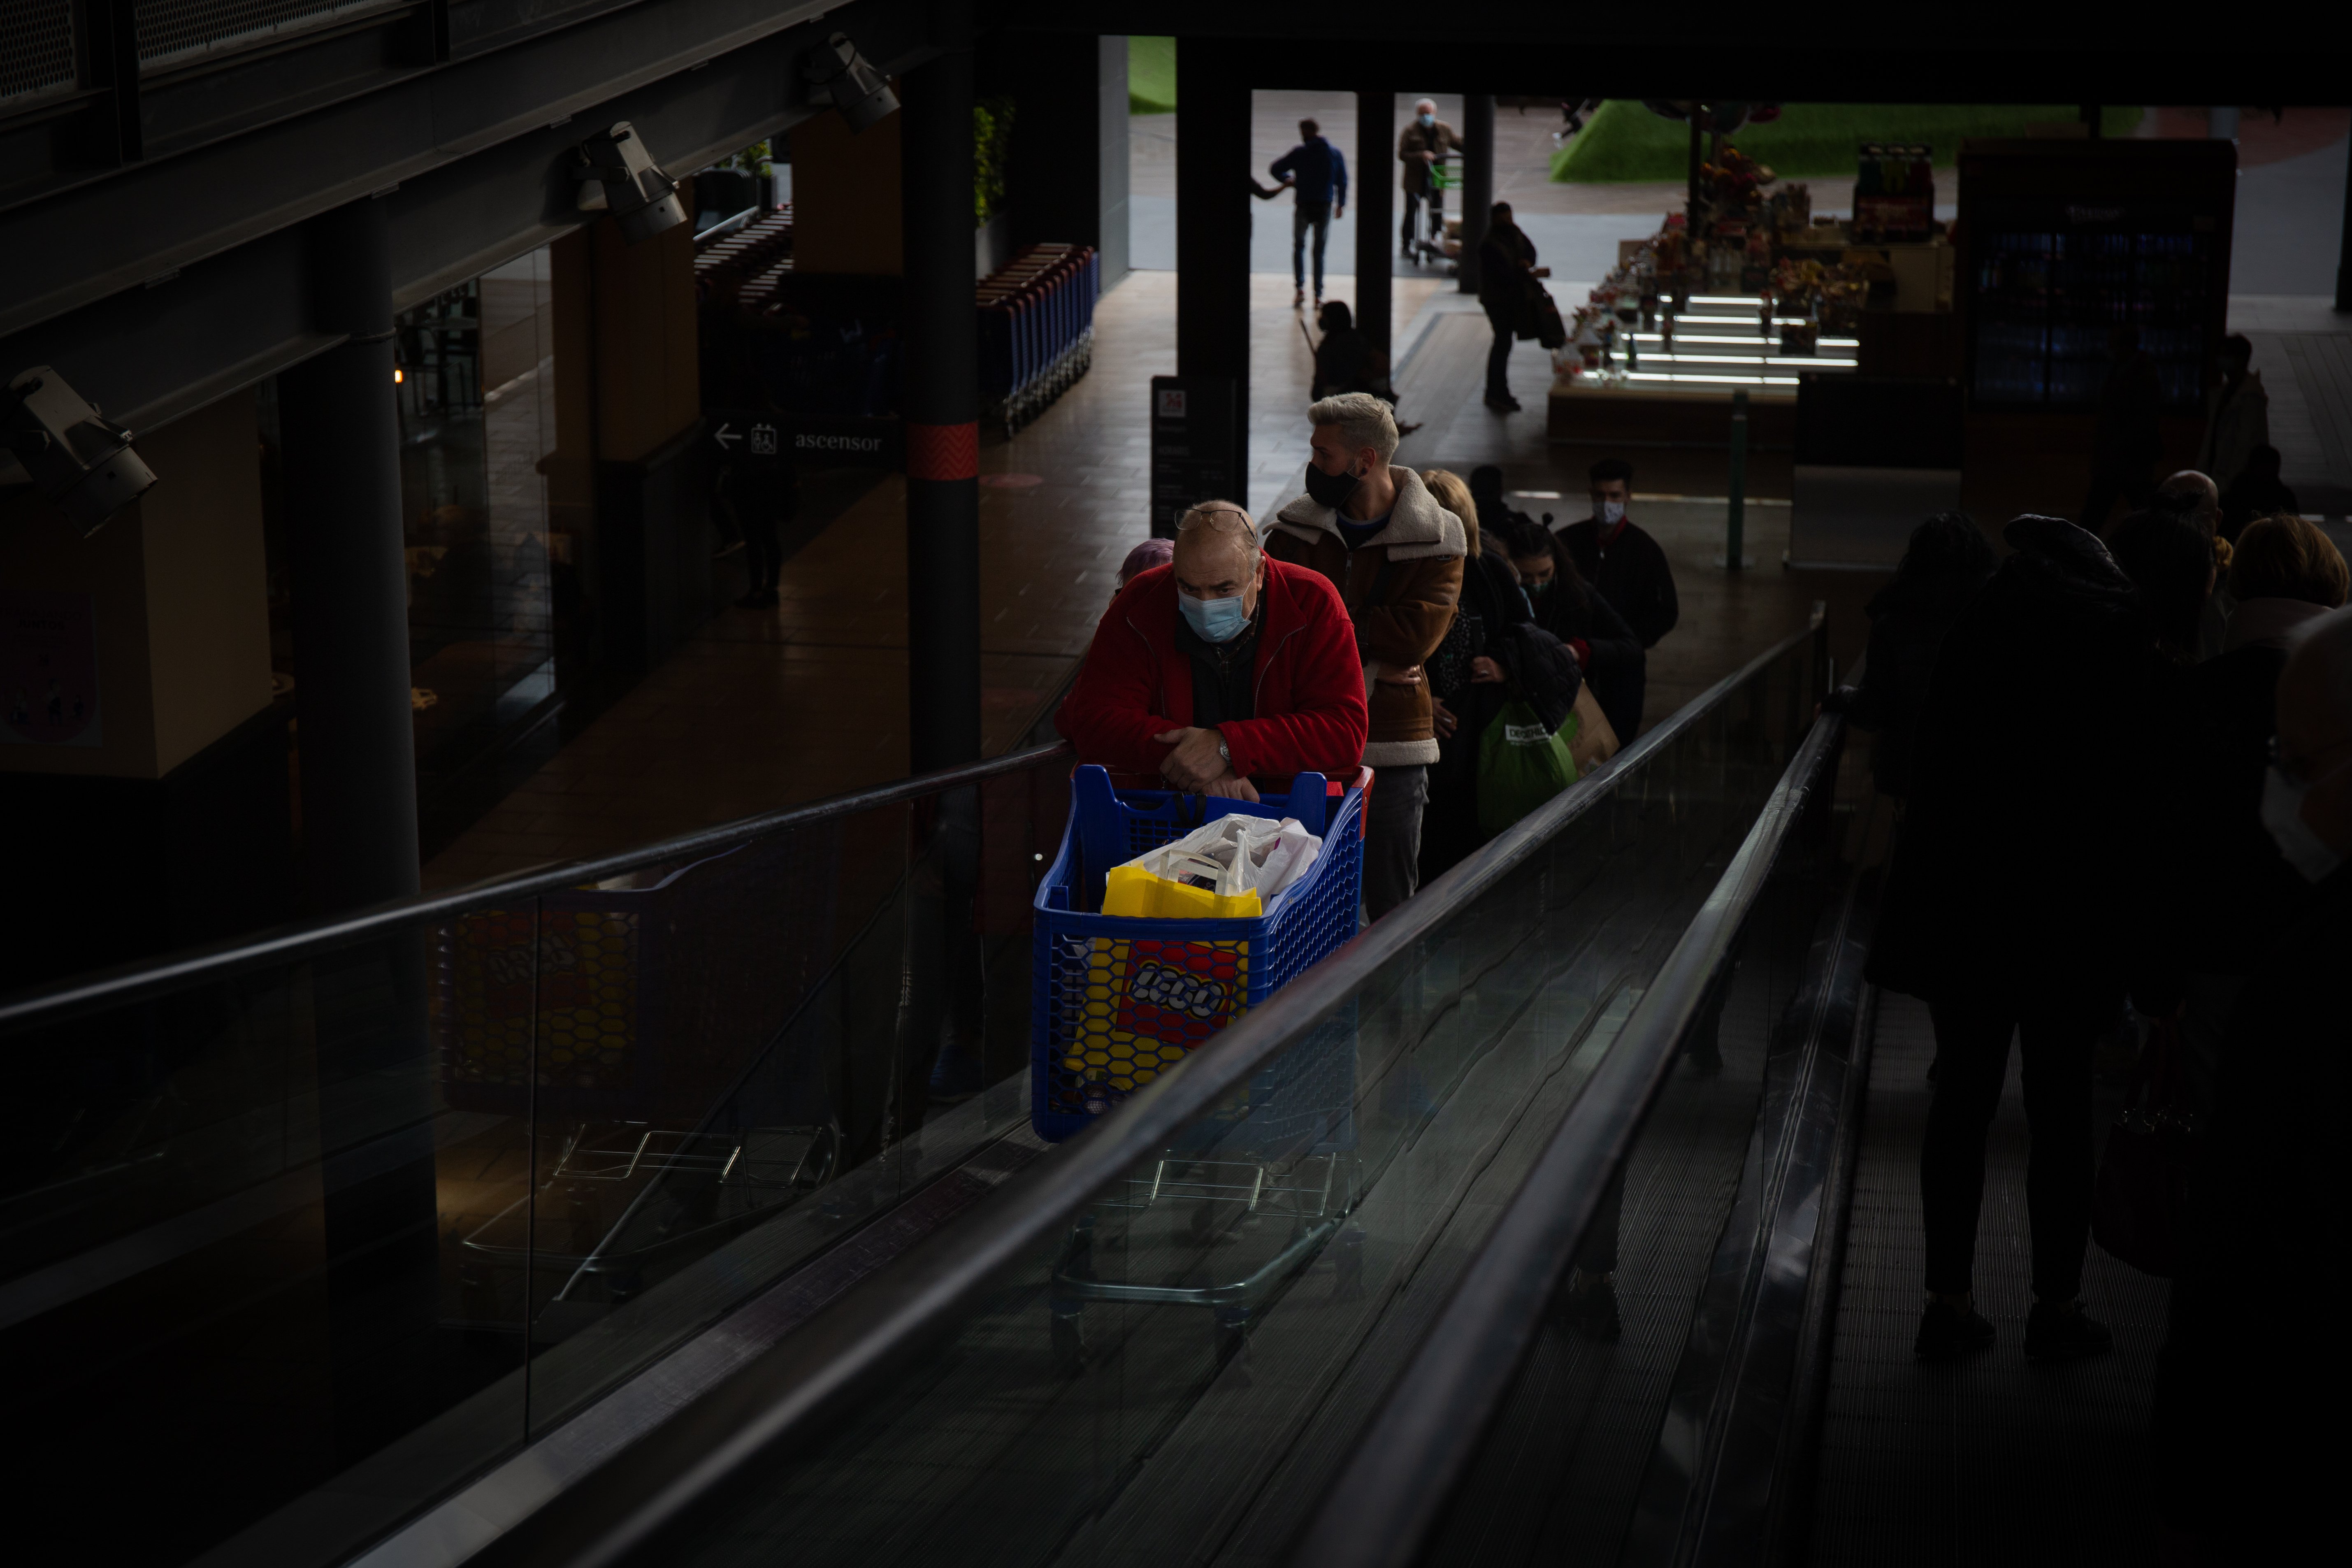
0, 746, 1073, 1563
397, 251, 562, 811
1418, 740, 1857, 1566
647, 638, 1819, 1567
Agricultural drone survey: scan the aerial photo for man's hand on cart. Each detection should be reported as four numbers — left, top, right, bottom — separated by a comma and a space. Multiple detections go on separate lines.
1154, 724, 1257, 799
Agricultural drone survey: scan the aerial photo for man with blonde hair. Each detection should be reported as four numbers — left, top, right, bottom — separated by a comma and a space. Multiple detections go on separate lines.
1061, 500, 1367, 800
1268, 392, 1465, 915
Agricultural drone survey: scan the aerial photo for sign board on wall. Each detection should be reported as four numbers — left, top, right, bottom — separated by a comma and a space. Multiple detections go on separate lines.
0, 590, 102, 747
1148, 376, 1236, 539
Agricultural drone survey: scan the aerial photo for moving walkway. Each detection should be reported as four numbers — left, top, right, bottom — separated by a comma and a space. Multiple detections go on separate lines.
5, 609, 2162, 1567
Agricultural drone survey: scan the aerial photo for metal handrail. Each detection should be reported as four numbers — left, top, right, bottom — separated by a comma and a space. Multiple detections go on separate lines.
464, 615, 1826, 1568
0, 740, 1074, 1034
1287, 705, 1851, 1568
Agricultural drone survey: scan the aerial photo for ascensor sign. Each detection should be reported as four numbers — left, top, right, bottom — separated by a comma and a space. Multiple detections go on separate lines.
0, 590, 101, 748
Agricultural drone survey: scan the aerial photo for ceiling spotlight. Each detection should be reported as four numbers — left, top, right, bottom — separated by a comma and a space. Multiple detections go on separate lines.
4, 366, 156, 536
573, 121, 688, 244
806, 33, 898, 132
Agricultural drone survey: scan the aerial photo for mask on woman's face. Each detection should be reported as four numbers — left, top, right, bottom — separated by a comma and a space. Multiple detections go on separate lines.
2262, 764, 2345, 883
1180, 591, 1251, 644
1521, 575, 1553, 598
1304, 460, 1361, 511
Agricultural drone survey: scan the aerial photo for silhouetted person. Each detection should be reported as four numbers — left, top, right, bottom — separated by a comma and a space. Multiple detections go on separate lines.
1310, 301, 1391, 404
1270, 116, 1347, 309
1824, 512, 1995, 799
1477, 202, 1540, 411
2157, 606, 2352, 1567
2164, 515, 2347, 1109
2081, 325, 2163, 534
2218, 444, 2298, 542
1870, 515, 2168, 1363
1554, 458, 1678, 731
2196, 332, 2268, 493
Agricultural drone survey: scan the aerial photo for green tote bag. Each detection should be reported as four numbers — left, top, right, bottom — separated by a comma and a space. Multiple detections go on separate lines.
1477, 699, 1579, 837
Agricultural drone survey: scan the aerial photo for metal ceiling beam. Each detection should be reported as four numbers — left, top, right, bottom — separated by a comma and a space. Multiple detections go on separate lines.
0, 0, 931, 343
0, 0, 939, 437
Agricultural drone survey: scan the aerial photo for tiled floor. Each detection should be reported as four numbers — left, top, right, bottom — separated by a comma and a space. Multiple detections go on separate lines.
1809, 992, 2171, 1568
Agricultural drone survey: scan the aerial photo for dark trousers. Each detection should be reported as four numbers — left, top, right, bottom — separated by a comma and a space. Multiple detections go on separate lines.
1484, 316, 1514, 400
740, 497, 785, 591
1292, 201, 1331, 293
1402, 187, 1442, 253
1362, 763, 1428, 920
2079, 463, 2155, 536
1920, 999, 2098, 1301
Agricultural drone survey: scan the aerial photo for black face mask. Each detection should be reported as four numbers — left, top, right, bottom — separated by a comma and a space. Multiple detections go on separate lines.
1304, 461, 1361, 511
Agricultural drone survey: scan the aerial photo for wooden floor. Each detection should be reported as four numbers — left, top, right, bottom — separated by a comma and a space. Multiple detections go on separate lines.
423, 269, 1881, 890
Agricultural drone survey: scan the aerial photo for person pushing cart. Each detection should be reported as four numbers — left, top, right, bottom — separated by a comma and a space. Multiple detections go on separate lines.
1398, 98, 1466, 263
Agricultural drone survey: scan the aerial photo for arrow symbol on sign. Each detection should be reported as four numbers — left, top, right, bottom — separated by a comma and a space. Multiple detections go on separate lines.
714, 422, 741, 448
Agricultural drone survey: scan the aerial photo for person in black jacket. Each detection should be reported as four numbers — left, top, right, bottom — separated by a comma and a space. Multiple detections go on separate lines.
1868, 514, 2170, 1365
1477, 202, 1542, 411
1554, 458, 1679, 657
2155, 606, 2352, 1568
2217, 445, 2298, 543
1824, 512, 1993, 799
2162, 514, 2346, 1111
1495, 515, 1644, 743
1418, 469, 1581, 882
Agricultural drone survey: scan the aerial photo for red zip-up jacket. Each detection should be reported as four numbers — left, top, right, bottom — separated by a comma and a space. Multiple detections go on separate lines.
1059, 558, 1368, 788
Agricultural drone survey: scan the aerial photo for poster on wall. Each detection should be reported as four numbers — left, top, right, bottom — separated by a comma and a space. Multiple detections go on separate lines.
0, 591, 102, 748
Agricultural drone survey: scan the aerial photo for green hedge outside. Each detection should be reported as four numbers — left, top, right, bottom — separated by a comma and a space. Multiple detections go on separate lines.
1551, 101, 2144, 184
1129, 36, 1175, 114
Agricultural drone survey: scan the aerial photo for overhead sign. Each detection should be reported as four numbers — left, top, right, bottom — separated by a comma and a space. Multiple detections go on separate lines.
713, 409, 902, 470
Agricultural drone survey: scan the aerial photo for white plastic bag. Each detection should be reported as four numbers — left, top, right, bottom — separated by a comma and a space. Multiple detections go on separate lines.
1118, 814, 1323, 907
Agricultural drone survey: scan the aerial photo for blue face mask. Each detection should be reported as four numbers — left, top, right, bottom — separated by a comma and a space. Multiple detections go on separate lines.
1418, 113, 1435, 128
1180, 592, 1251, 644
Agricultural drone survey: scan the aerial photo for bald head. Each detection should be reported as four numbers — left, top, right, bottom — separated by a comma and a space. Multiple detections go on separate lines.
2155, 471, 2221, 535
2277, 605, 2352, 854
1172, 501, 1264, 616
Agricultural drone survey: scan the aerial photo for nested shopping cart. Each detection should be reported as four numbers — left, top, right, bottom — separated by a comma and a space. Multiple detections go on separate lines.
1030, 764, 1369, 1368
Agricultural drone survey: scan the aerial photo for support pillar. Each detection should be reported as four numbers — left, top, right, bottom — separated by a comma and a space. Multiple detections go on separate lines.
1175, 39, 1251, 494
1458, 93, 1495, 295
901, 14, 981, 774
280, 194, 419, 915
1355, 87, 1395, 367
2337, 130, 2352, 314
279, 193, 439, 1465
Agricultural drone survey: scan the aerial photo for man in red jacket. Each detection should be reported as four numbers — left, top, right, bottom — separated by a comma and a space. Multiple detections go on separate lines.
1061, 502, 1368, 799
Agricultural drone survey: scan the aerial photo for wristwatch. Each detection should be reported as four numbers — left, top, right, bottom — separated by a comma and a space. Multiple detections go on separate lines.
1216, 732, 1231, 768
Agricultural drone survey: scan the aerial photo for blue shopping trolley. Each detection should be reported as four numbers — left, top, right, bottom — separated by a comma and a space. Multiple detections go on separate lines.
1030, 764, 1369, 1370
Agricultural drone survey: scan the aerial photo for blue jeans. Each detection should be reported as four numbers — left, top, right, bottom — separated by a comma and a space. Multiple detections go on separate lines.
1293, 201, 1330, 293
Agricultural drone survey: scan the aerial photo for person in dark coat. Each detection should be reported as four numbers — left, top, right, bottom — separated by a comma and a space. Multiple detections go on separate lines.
2217, 444, 2298, 542
1310, 300, 1392, 404
1477, 202, 1541, 411
1495, 515, 1644, 743
1868, 514, 2169, 1365
2155, 606, 2352, 1567
1554, 457, 1679, 656
1467, 465, 1533, 538
2160, 514, 2347, 1113
1418, 469, 1581, 882
1825, 512, 1994, 799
